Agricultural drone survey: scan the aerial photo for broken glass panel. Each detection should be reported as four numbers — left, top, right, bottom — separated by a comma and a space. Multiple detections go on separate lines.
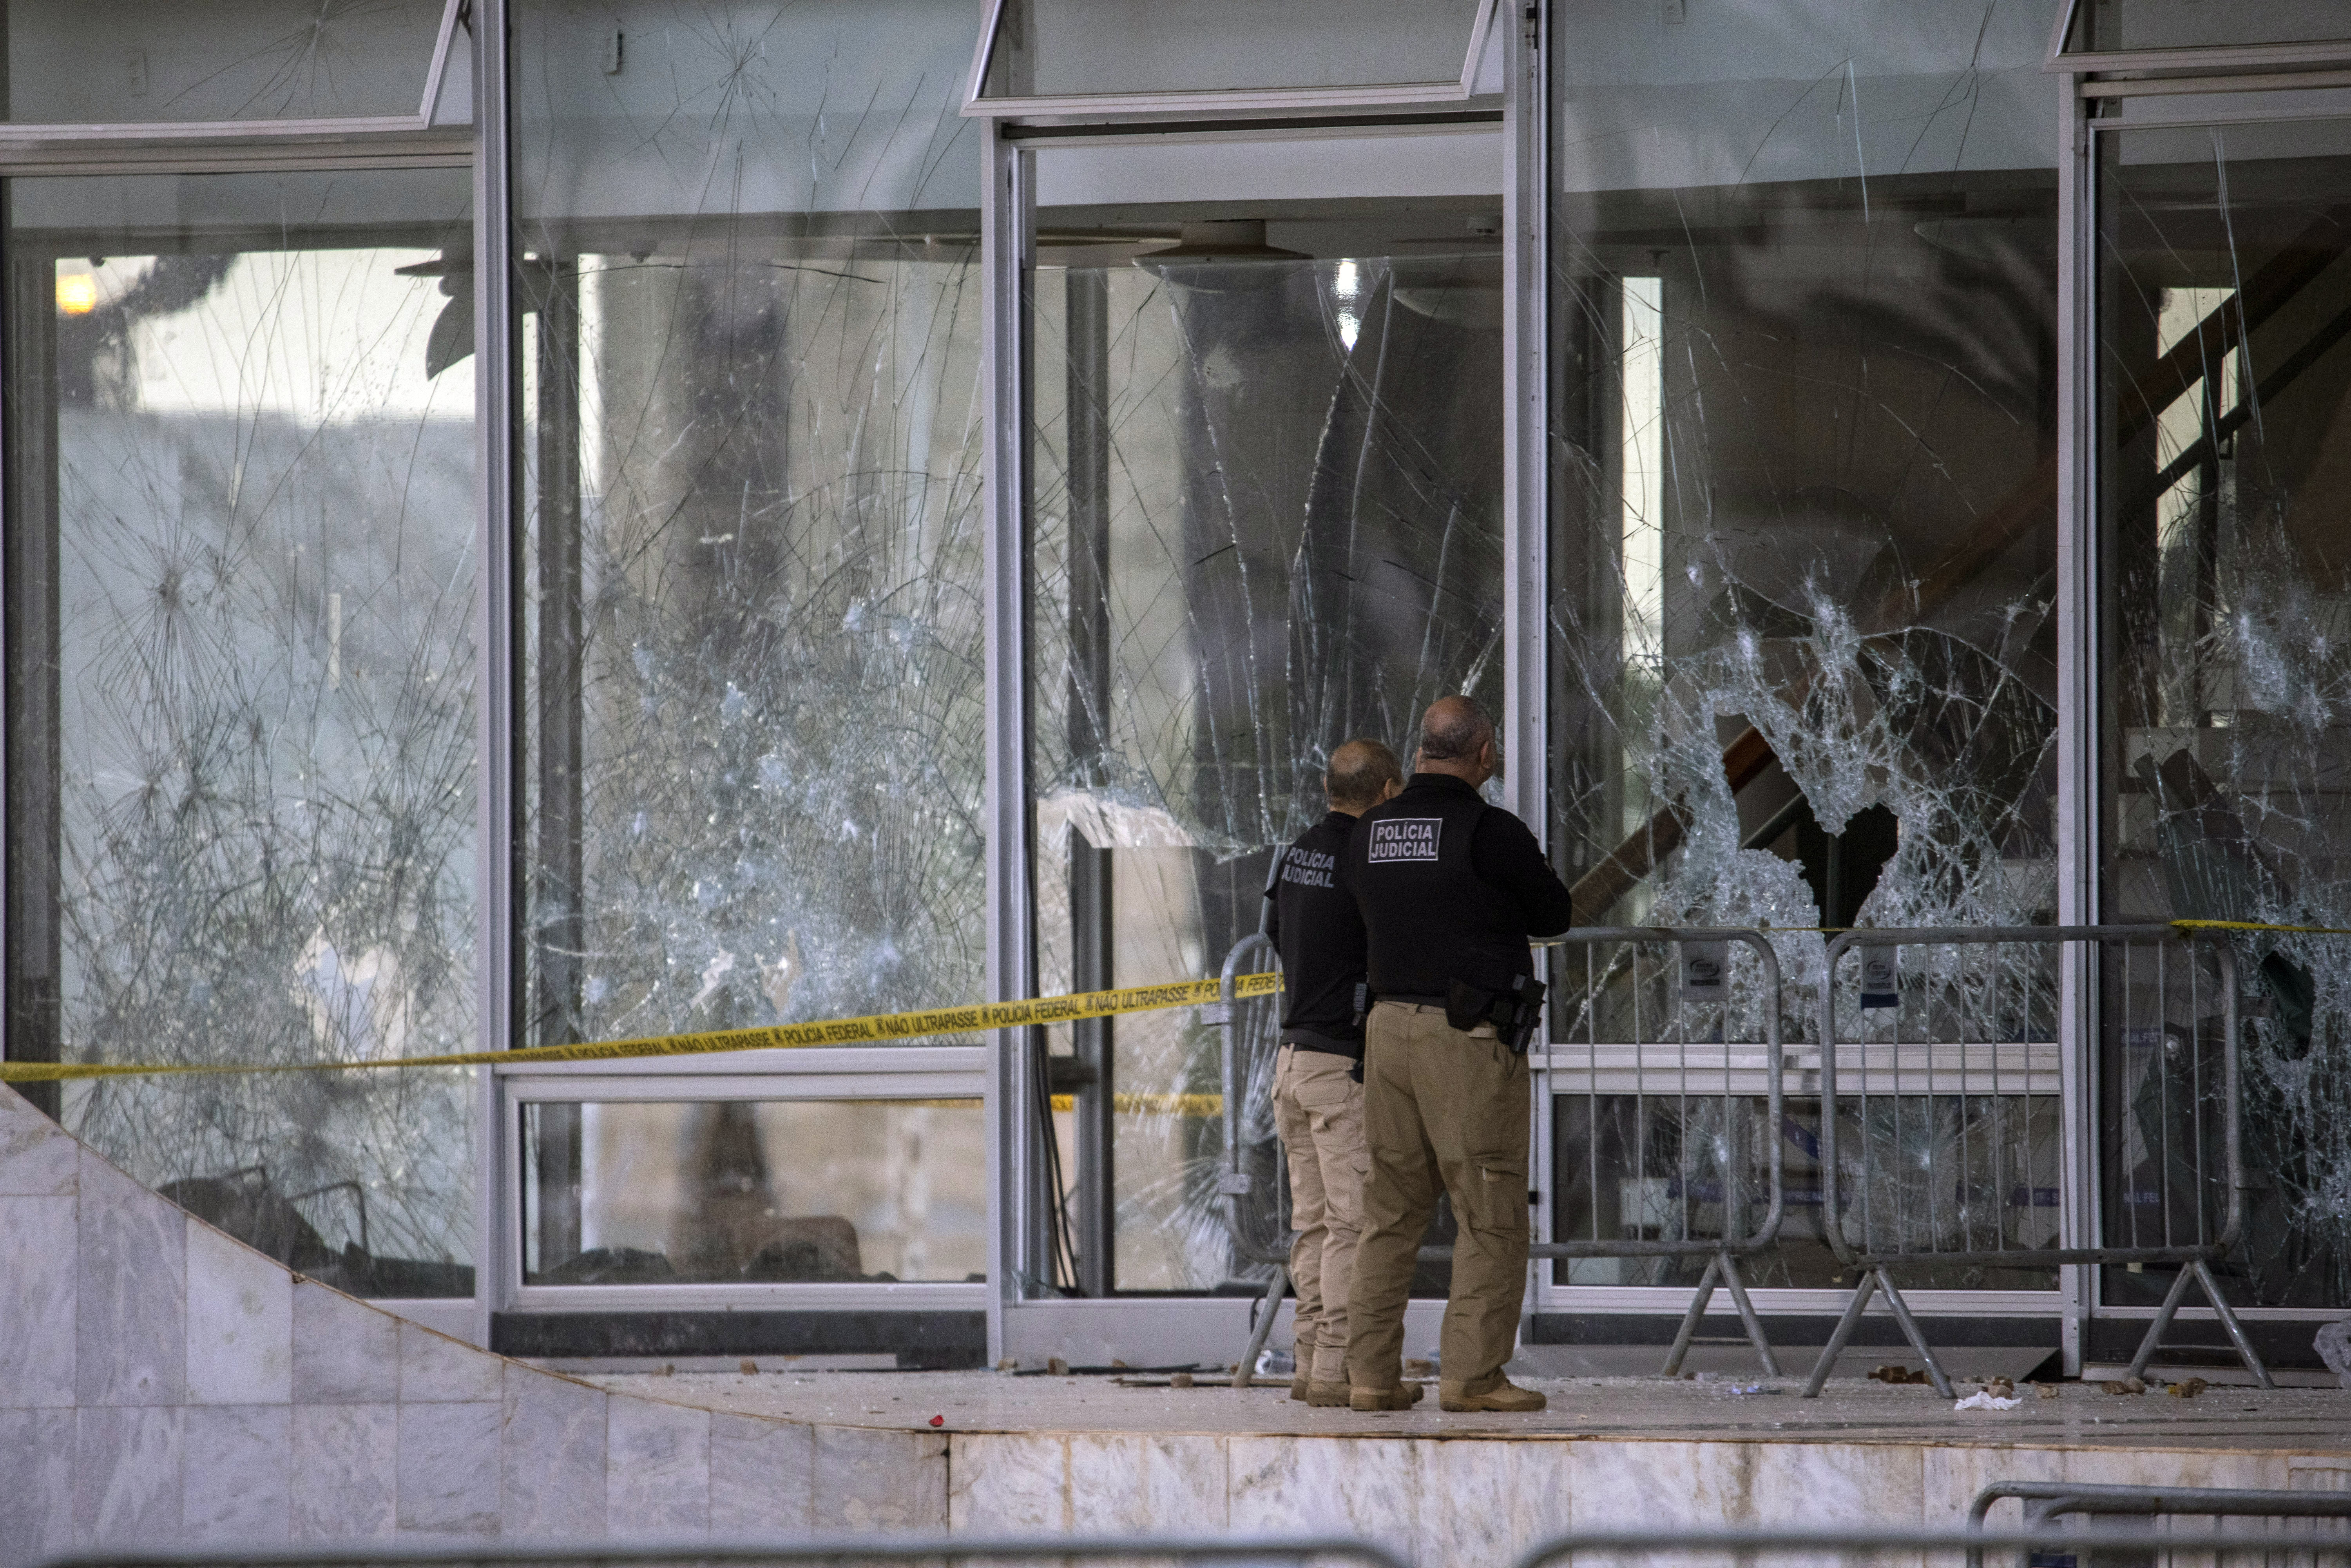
978, 0, 1487, 103
2060, 0, 2351, 58
1547, 0, 2065, 1290
510, 1, 986, 1279
2098, 115, 2351, 1313
3, 168, 479, 1294
4, 0, 456, 123
1027, 206, 1505, 1293
521, 1097, 986, 1285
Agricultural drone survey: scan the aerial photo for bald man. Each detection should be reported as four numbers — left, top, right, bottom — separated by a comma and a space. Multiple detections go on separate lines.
1340, 696, 1574, 1414
1263, 738, 1402, 1405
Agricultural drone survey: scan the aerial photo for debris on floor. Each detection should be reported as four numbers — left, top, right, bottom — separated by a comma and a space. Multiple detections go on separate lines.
1870, 1365, 1932, 1385
1954, 1390, 2023, 1411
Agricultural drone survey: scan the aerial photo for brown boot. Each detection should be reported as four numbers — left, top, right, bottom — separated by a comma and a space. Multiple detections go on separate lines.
1349, 1382, 1427, 1411
1304, 1380, 1352, 1407
1290, 1376, 1310, 1401
1440, 1374, 1546, 1412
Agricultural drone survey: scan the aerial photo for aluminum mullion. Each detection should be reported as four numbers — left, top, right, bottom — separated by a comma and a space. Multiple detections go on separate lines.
1504, 0, 1550, 1298
472, 0, 516, 1350
2055, 62, 2098, 1376
981, 116, 1034, 1366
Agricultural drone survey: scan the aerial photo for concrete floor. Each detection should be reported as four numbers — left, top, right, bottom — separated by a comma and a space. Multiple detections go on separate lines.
580, 1365, 2351, 1449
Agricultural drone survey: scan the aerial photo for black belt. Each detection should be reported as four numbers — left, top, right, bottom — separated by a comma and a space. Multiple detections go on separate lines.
1280, 1028, 1363, 1057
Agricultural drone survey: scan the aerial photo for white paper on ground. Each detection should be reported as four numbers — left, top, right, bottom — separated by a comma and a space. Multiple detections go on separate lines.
1953, 1391, 2023, 1411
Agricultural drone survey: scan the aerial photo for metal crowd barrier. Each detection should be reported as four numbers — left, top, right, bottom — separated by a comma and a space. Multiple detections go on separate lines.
1209, 929, 1295, 1388
1214, 926, 1789, 1383
1800, 924, 2273, 1399
1515, 1525, 2351, 1568
43, 1541, 1410, 1568
1532, 928, 1788, 1376
1966, 1483, 2351, 1568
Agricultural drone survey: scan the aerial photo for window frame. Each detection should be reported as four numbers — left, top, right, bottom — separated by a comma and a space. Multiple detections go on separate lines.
2045, 0, 2351, 76
962, 0, 1501, 120
500, 1049, 993, 1314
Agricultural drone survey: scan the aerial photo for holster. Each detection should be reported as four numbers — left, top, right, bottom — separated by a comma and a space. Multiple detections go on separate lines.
1445, 974, 1547, 1056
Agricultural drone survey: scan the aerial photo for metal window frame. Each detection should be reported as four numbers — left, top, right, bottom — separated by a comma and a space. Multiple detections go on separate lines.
2045, 0, 2351, 75
980, 115, 1035, 1368
473, 0, 516, 1349
0, 2, 487, 1334
498, 1051, 992, 1316
1504, 0, 1551, 1327
2069, 85, 2339, 1343
2055, 45, 2098, 1380
962, 0, 1500, 120
0, 0, 469, 149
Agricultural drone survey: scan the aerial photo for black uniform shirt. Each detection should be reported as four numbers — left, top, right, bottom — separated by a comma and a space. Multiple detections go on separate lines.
1340, 773, 1575, 1003
1262, 811, 1369, 1056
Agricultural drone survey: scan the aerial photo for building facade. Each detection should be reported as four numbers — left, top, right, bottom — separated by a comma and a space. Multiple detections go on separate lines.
2, 0, 2345, 1372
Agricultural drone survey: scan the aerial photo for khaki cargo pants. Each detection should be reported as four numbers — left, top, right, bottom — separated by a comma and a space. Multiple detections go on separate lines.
1268, 1044, 1368, 1385
1344, 1000, 1530, 1392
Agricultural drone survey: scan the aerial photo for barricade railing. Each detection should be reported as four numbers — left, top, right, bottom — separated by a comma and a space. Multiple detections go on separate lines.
1525, 928, 1788, 1376
1514, 1525, 2351, 1568
1208, 929, 1294, 1387
1966, 1482, 2351, 1568
1800, 924, 2273, 1399
41, 1539, 1411, 1568
1214, 926, 1789, 1384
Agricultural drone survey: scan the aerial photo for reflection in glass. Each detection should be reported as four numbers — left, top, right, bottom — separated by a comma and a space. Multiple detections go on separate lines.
5, 0, 452, 123
2063, 0, 2351, 56
1545, 0, 2063, 1290
1028, 226, 1504, 1292
980, 0, 1484, 101
3, 169, 478, 1293
521, 1099, 986, 1284
2098, 118, 2351, 1311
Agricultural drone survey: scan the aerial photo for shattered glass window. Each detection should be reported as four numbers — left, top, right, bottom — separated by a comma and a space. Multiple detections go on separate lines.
1027, 206, 1504, 1292
4, 0, 456, 123
3, 169, 479, 1295
1546, 1, 2063, 1290
511, 2, 985, 1283
2098, 115, 2351, 1313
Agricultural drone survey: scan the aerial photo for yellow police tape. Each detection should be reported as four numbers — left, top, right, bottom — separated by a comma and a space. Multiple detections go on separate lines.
9, 916, 2349, 1089
0, 973, 1282, 1086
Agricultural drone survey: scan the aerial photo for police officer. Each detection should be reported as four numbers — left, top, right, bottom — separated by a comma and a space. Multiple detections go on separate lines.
1264, 739, 1402, 1406
1341, 696, 1574, 1414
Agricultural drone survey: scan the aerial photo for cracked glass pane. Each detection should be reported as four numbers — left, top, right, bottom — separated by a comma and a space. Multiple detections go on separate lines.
5, 0, 453, 123
1027, 205, 1504, 1293
980, 0, 1485, 101
1546, 1, 2064, 1290
4, 168, 479, 1294
511, 1, 985, 1283
2099, 116, 2351, 1313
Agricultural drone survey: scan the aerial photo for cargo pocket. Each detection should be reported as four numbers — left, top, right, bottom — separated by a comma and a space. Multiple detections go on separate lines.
1463, 1151, 1528, 1233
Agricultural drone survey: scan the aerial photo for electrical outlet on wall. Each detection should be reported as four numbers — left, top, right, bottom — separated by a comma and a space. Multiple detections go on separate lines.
125, 50, 149, 96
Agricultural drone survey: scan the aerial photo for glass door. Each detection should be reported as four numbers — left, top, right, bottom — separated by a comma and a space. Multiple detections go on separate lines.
1022, 167, 1508, 1296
